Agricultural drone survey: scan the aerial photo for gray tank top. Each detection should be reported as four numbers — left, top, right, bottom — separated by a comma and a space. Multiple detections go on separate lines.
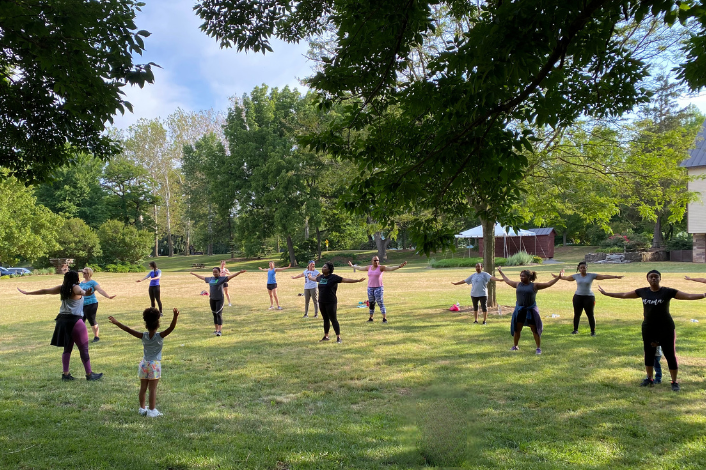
516, 282, 536, 307
59, 297, 84, 316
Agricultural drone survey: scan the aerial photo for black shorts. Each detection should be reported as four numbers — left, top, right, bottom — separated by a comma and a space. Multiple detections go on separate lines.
223, 282, 229, 288
471, 296, 488, 312
83, 303, 99, 326
267, 283, 277, 291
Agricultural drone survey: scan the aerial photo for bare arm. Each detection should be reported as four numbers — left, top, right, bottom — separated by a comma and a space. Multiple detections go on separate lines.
535, 270, 565, 290
684, 276, 706, 284
291, 272, 305, 279
226, 270, 246, 281
94, 285, 116, 299
596, 285, 639, 298
274, 264, 292, 272
341, 278, 366, 283
160, 308, 180, 338
451, 280, 467, 285
17, 285, 61, 295
489, 276, 503, 282
307, 274, 319, 282
496, 267, 518, 288
551, 273, 575, 281
190, 272, 206, 281
381, 261, 407, 272
595, 274, 623, 280
107, 316, 143, 339
675, 291, 706, 301
348, 261, 366, 270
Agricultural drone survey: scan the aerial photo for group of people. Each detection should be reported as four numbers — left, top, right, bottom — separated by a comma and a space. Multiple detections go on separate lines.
451, 260, 706, 392
16, 256, 706, 418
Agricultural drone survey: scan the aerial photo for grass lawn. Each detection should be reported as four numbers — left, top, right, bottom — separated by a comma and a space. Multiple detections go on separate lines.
3, 255, 706, 469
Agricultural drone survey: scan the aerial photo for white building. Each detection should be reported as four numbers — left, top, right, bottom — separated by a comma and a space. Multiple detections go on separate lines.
680, 121, 706, 262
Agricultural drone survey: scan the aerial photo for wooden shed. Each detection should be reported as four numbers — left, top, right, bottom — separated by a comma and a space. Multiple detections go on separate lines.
476, 227, 555, 259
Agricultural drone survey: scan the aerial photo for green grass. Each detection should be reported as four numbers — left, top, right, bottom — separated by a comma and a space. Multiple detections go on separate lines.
3, 257, 706, 469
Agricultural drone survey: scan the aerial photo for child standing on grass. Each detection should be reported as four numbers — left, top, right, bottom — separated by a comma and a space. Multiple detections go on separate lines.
108, 307, 179, 417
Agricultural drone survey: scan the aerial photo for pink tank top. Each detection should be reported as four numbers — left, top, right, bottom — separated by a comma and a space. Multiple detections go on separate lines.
367, 265, 383, 288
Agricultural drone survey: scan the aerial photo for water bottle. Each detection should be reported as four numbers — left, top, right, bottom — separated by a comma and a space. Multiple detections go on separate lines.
497, 305, 502, 315
691, 319, 699, 323
551, 314, 560, 318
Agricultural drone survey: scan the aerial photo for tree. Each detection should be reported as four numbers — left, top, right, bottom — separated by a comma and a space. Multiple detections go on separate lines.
0, 174, 61, 264
97, 219, 152, 264
46, 218, 102, 268
102, 156, 157, 229
0, 0, 156, 183
33, 153, 109, 228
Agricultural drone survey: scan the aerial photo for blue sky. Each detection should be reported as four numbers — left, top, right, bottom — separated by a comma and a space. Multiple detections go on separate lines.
112, 1, 706, 130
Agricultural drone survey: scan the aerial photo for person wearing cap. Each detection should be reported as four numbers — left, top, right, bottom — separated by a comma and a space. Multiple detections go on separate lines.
291, 260, 320, 318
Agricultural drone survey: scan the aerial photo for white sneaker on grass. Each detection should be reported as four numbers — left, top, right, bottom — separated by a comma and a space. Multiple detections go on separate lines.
146, 408, 163, 418
138, 407, 147, 416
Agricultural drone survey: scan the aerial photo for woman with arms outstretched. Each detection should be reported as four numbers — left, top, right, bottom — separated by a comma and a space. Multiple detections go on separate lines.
137, 261, 162, 314
497, 266, 564, 355
190, 267, 246, 336
598, 269, 706, 391
258, 262, 291, 310
79, 267, 116, 343
348, 256, 407, 323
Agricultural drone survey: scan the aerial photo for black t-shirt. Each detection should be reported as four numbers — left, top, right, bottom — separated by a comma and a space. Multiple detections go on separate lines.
205, 276, 228, 301
635, 287, 678, 330
316, 274, 343, 304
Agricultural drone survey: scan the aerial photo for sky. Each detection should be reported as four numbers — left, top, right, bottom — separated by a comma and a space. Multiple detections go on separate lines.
112, 1, 706, 130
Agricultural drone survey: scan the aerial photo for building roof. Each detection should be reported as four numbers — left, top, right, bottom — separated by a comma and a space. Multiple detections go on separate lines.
455, 224, 535, 238
528, 228, 555, 236
680, 118, 706, 168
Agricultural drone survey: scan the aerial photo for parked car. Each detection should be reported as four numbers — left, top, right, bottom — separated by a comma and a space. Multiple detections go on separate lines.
7, 267, 31, 276
0, 267, 11, 276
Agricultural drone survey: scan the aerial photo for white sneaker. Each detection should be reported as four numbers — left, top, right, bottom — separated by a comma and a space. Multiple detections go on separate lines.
268, 306, 274, 310
146, 408, 163, 418
228, 303, 232, 307
138, 407, 147, 416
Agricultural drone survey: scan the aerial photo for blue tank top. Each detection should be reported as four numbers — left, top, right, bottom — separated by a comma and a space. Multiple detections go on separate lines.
516, 282, 536, 307
267, 269, 277, 284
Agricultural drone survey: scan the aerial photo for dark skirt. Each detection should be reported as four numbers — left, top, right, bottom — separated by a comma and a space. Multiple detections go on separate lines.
50, 314, 82, 347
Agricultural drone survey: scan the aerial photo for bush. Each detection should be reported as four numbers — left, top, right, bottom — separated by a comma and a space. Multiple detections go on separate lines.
505, 251, 535, 267
97, 220, 152, 264
32, 268, 53, 275
596, 246, 626, 254
0, 275, 10, 280
666, 234, 693, 251
599, 232, 651, 252
429, 257, 507, 268
129, 264, 143, 273
532, 255, 543, 264
46, 218, 102, 267
85, 264, 102, 273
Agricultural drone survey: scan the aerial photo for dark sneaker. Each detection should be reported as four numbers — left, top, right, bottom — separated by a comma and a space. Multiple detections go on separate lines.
92, 337, 100, 343
510, 346, 519, 351
86, 372, 103, 381
473, 320, 478, 324
571, 330, 578, 335
640, 378, 654, 387
671, 382, 680, 392
382, 318, 388, 323
367, 317, 374, 322
216, 331, 222, 336
319, 336, 330, 342
590, 331, 596, 337
303, 314, 308, 318
482, 321, 487, 325
61, 373, 75, 381
535, 348, 542, 355
336, 337, 342, 343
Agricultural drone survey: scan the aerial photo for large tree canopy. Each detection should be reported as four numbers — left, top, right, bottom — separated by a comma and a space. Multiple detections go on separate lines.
0, 0, 156, 183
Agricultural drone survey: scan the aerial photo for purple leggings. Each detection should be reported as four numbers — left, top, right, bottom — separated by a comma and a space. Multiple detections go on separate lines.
62, 319, 92, 375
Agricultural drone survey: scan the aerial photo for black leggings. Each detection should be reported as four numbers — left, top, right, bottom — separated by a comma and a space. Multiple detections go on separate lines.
319, 302, 340, 336
148, 286, 162, 313
643, 328, 677, 370
572, 295, 595, 331
210, 299, 224, 325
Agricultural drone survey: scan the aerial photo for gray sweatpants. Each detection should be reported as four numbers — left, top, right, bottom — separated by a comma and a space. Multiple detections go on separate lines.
304, 288, 319, 316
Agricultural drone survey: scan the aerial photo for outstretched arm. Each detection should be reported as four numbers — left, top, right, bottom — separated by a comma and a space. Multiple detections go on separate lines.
95, 285, 116, 299
348, 261, 366, 270
341, 277, 366, 283
291, 272, 305, 279
307, 274, 319, 282
160, 308, 180, 338
595, 274, 623, 280
451, 280, 467, 285
675, 291, 706, 301
226, 270, 246, 281
596, 285, 639, 299
107, 316, 143, 339
190, 272, 206, 281
17, 285, 61, 296
381, 261, 407, 272
684, 276, 706, 284
136, 272, 152, 283
274, 264, 292, 272
496, 267, 518, 288
551, 273, 575, 281
535, 270, 565, 290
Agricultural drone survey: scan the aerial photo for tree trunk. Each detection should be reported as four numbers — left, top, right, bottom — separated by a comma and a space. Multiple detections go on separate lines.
563, 232, 567, 246
153, 204, 159, 257
165, 174, 174, 257
207, 204, 213, 256
653, 215, 664, 248
374, 232, 391, 260
481, 216, 497, 308
304, 218, 309, 240
286, 235, 297, 266
316, 227, 322, 260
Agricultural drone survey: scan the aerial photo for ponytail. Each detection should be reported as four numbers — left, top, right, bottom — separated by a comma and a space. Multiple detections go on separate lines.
520, 269, 538, 282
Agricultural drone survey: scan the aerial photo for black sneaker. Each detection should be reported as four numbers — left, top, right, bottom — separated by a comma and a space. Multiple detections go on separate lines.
216, 331, 222, 337
86, 372, 103, 381
319, 336, 330, 342
571, 330, 578, 335
640, 377, 654, 387
382, 318, 388, 323
482, 321, 487, 325
92, 337, 100, 343
367, 317, 374, 322
671, 382, 681, 392
473, 320, 478, 324
336, 337, 342, 343
61, 373, 75, 381
590, 332, 596, 337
